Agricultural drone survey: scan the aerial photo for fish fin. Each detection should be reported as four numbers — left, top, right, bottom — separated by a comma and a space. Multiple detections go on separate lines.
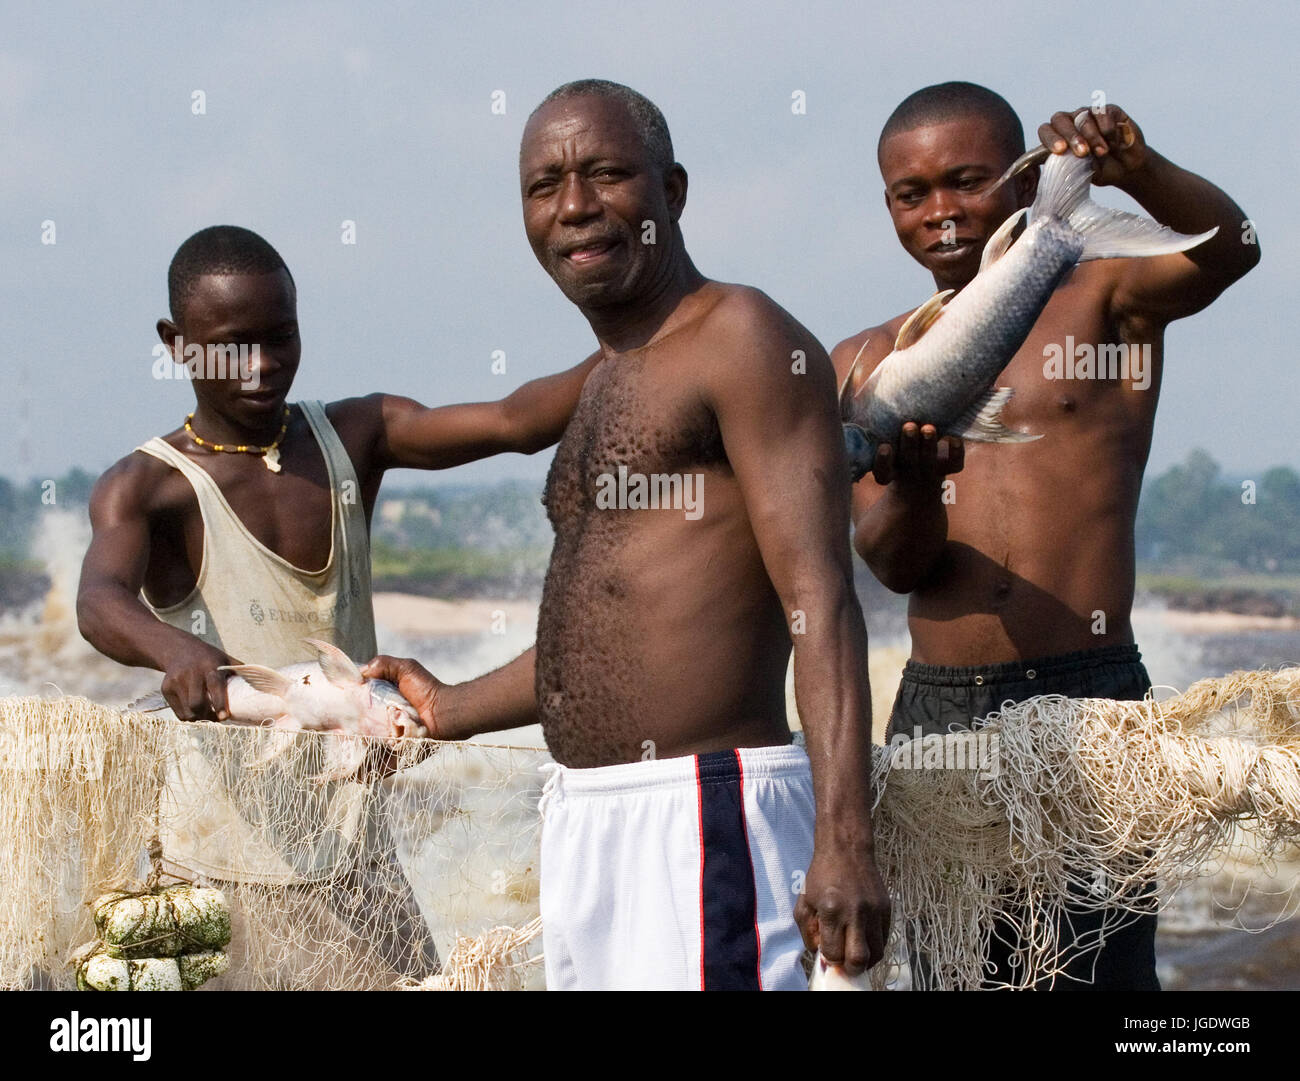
837, 338, 871, 417
127, 692, 168, 713
978, 208, 1028, 273
304, 638, 364, 688
244, 723, 299, 771
310, 734, 368, 785
947, 387, 1043, 444
983, 144, 1051, 199
809, 950, 872, 991
893, 290, 953, 351
220, 663, 292, 698
1034, 151, 1217, 260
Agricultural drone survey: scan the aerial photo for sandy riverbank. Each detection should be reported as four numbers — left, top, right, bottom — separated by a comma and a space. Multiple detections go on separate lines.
1132, 605, 1300, 634
372, 593, 538, 636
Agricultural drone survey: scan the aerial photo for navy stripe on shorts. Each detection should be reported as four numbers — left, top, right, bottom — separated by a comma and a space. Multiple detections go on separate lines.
695, 749, 762, 990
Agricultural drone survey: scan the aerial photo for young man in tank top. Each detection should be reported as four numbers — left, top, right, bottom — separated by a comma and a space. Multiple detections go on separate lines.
78, 225, 597, 713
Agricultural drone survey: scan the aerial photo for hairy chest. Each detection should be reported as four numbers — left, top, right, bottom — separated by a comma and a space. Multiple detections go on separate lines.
542, 354, 726, 528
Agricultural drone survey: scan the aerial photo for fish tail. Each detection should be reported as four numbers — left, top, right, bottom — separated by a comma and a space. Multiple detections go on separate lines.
127, 692, 168, 713
1035, 151, 1217, 260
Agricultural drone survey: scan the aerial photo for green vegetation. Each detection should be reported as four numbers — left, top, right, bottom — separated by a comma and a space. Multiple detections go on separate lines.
1136, 449, 1300, 574
5, 454, 1300, 609
370, 539, 549, 598
369, 480, 552, 596
1135, 449, 1300, 613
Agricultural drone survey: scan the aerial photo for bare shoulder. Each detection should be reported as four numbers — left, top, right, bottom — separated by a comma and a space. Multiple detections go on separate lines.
324, 394, 385, 441
697, 282, 816, 353
692, 283, 831, 403
322, 394, 389, 477
89, 448, 182, 522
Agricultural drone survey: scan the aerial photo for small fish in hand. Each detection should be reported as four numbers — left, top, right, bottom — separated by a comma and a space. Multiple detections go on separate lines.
131, 638, 428, 782
808, 951, 873, 991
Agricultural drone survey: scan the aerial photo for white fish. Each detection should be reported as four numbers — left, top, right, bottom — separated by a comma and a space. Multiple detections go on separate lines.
131, 638, 428, 782
808, 951, 872, 991
840, 148, 1217, 481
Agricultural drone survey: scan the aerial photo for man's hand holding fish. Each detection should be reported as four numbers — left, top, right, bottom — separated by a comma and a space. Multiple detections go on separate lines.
158, 637, 239, 723
865, 421, 965, 489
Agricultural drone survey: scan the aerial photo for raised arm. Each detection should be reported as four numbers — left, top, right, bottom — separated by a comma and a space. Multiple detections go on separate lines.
704, 292, 890, 974
1039, 105, 1260, 323
76, 458, 235, 720
369, 352, 602, 472
830, 329, 963, 594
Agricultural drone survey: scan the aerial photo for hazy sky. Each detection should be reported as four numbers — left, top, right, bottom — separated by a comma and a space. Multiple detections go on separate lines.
3, 0, 1295, 490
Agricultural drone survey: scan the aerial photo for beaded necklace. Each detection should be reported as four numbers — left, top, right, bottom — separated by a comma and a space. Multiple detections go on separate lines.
184, 406, 291, 473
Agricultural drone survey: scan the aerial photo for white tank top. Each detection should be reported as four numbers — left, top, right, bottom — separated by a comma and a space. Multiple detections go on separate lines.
135, 400, 377, 666
135, 402, 379, 883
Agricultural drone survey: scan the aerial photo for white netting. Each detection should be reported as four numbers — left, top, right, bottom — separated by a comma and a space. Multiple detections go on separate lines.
2, 667, 1299, 991
0, 695, 548, 990
869, 667, 1300, 988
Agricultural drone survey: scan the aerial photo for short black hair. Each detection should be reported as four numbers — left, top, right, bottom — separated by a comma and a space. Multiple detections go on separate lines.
878, 81, 1025, 165
167, 225, 294, 323
529, 79, 675, 174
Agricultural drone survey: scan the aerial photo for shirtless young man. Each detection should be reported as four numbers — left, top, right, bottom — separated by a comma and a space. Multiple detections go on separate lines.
367, 80, 890, 991
76, 226, 596, 985
830, 83, 1259, 989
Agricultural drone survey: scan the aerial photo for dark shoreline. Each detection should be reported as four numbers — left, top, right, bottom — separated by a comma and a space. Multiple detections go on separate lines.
1141, 585, 1300, 619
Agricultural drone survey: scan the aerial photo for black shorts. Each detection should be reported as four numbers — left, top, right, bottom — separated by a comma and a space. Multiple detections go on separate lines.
887, 643, 1160, 991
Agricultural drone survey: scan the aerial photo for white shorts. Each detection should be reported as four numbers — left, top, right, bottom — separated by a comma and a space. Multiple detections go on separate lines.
539, 743, 815, 991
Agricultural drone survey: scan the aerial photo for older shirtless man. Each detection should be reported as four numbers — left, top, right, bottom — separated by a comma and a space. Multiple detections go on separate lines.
831, 83, 1258, 988
367, 79, 889, 990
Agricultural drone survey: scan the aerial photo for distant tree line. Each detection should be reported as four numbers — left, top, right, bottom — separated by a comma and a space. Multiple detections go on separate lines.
3, 457, 1299, 578
1136, 449, 1300, 574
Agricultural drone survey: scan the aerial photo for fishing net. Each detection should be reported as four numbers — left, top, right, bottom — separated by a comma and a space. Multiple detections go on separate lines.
0, 695, 548, 990
2, 666, 1298, 991
869, 667, 1300, 989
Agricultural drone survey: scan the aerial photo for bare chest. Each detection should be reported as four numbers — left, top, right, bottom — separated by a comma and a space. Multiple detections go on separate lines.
145, 434, 339, 604
543, 354, 726, 528
993, 281, 1163, 432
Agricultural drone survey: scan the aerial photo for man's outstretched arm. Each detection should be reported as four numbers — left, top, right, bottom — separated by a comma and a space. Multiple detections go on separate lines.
705, 292, 890, 975
365, 352, 601, 472
1040, 105, 1260, 322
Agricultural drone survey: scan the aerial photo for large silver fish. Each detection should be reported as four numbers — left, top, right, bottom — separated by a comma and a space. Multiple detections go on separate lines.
840, 148, 1217, 482
131, 638, 428, 781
